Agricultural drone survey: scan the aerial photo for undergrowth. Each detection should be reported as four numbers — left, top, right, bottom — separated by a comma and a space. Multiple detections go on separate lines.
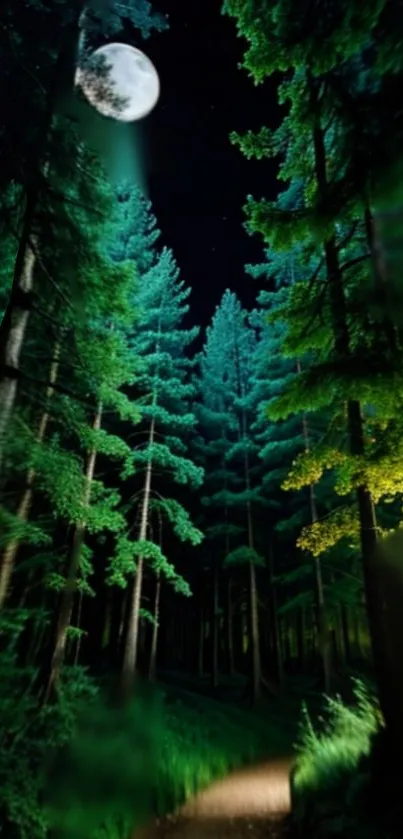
0, 617, 286, 839
293, 678, 381, 795
292, 679, 383, 837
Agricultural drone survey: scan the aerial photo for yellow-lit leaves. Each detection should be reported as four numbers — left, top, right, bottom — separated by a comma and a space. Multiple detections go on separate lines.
283, 447, 347, 492
297, 506, 359, 556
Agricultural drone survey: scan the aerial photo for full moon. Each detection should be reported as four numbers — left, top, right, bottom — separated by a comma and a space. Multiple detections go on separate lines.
75, 43, 160, 122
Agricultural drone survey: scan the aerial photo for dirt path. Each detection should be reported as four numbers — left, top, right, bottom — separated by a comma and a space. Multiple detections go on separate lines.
141, 759, 293, 839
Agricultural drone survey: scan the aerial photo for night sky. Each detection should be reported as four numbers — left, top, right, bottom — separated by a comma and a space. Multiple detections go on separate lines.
141, 0, 280, 326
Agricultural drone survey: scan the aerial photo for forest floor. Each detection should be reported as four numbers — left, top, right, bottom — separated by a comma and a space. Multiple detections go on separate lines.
133, 671, 301, 839
139, 758, 293, 839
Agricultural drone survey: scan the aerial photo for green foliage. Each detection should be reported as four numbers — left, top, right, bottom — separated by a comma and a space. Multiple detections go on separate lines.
0, 616, 98, 839
153, 690, 294, 816
225, 545, 264, 567
294, 679, 381, 795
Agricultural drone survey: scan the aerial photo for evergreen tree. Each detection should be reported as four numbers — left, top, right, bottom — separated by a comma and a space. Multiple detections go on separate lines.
108, 189, 203, 695
223, 0, 403, 724
198, 290, 264, 703
0, 0, 167, 474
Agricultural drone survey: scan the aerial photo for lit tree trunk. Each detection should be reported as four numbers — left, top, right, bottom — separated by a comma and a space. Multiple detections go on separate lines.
0, 339, 61, 608
212, 564, 219, 688
121, 415, 155, 698
43, 401, 103, 702
0, 27, 80, 476
0, 231, 37, 477
149, 572, 161, 681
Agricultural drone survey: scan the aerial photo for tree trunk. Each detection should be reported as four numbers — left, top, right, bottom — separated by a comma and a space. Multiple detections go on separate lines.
0, 231, 37, 477
298, 363, 332, 693
0, 26, 78, 474
149, 573, 161, 681
198, 578, 205, 676
268, 542, 283, 689
226, 574, 234, 676
243, 424, 261, 702
121, 416, 155, 699
297, 608, 306, 671
212, 564, 219, 688
310, 92, 391, 722
42, 402, 103, 703
353, 608, 362, 658
341, 606, 351, 664
73, 591, 83, 666
249, 559, 260, 701
364, 205, 398, 352
0, 340, 61, 608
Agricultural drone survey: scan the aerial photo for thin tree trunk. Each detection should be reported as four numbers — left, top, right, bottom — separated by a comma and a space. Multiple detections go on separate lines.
121, 415, 155, 698
298, 360, 332, 692
212, 564, 219, 687
341, 605, 351, 664
249, 558, 260, 701
102, 594, 112, 650
0, 340, 61, 608
0, 24, 80, 476
353, 608, 362, 658
73, 591, 83, 666
297, 608, 306, 671
0, 232, 37, 477
243, 431, 261, 703
149, 573, 161, 681
198, 579, 205, 676
310, 483, 332, 692
42, 401, 103, 703
226, 575, 234, 676
364, 205, 398, 352
268, 542, 283, 689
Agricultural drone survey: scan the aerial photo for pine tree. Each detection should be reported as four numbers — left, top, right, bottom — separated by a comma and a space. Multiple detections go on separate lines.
107, 190, 203, 696
195, 299, 244, 685
223, 0, 403, 720
198, 290, 265, 703
0, 0, 167, 475
0, 146, 147, 706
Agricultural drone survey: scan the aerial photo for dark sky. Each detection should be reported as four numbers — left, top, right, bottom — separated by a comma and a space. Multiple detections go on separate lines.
141, 0, 279, 326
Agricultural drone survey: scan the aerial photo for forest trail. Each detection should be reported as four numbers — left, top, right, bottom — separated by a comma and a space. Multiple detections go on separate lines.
140, 759, 293, 839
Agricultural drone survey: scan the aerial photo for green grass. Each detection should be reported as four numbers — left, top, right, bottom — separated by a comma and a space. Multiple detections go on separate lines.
293, 679, 381, 796
154, 687, 296, 816
42, 679, 297, 839
291, 679, 383, 837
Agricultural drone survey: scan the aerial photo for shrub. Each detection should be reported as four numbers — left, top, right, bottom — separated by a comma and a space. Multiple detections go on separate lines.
293, 679, 381, 797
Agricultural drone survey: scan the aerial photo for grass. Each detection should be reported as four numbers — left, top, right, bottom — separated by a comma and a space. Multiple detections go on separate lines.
293, 679, 381, 795
154, 686, 297, 816
42, 678, 297, 839
291, 679, 383, 837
